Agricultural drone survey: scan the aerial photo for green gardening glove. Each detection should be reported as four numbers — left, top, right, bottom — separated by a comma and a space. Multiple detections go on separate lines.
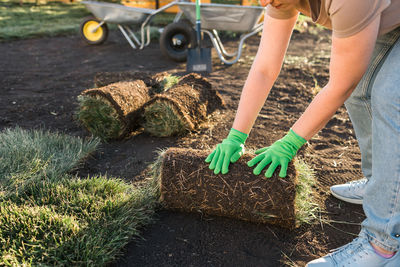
247, 129, 306, 178
205, 128, 248, 174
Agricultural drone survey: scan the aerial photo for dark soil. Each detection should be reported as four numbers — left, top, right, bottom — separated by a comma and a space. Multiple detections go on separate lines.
0, 29, 365, 266
160, 148, 297, 228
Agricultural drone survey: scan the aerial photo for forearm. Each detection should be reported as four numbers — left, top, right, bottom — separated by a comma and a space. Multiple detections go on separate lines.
232, 66, 277, 134
292, 82, 355, 140
292, 16, 379, 141
231, 15, 298, 135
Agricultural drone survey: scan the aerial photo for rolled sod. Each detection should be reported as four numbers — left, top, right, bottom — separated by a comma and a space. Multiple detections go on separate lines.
159, 148, 299, 228
94, 71, 170, 92
78, 80, 150, 140
142, 73, 224, 137
177, 73, 225, 113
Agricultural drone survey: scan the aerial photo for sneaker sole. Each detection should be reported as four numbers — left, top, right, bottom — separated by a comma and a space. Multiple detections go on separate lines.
330, 188, 363, 205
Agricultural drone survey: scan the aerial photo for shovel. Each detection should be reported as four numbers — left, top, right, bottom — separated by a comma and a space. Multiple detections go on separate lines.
186, 0, 212, 73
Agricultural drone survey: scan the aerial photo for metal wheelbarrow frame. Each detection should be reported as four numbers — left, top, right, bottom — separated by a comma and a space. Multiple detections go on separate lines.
81, 0, 179, 49
176, 2, 265, 65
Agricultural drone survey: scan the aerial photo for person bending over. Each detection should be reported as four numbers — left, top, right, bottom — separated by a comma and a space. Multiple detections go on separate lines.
206, 0, 400, 266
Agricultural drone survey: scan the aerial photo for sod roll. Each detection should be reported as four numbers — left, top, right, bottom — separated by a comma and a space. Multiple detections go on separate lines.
177, 73, 225, 113
94, 71, 170, 92
78, 80, 150, 140
142, 73, 224, 137
159, 148, 299, 228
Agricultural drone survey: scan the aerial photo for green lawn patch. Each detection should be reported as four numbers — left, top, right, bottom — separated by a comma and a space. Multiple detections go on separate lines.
0, 127, 158, 266
0, 0, 175, 41
0, 1, 91, 40
0, 127, 99, 182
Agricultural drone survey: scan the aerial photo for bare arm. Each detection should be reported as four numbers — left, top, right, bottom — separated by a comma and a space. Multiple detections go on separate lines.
232, 13, 298, 134
292, 15, 380, 140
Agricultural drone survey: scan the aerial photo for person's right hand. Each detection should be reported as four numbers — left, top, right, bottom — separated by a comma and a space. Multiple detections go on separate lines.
205, 128, 248, 174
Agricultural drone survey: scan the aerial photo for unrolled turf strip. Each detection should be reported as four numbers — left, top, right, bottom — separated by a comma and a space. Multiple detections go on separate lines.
159, 148, 298, 228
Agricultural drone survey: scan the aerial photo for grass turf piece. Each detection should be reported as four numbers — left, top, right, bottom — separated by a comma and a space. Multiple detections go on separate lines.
158, 74, 180, 92
156, 148, 317, 228
177, 73, 225, 113
143, 73, 224, 137
293, 158, 318, 225
76, 95, 125, 141
1, 174, 157, 266
0, 127, 99, 185
158, 148, 298, 228
0, 128, 158, 266
143, 100, 189, 137
80, 72, 181, 139
0, 200, 80, 266
142, 86, 205, 137
78, 80, 151, 140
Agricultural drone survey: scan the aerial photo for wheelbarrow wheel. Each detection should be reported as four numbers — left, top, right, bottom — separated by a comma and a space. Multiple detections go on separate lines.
80, 16, 108, 45
160, 22, 196, 62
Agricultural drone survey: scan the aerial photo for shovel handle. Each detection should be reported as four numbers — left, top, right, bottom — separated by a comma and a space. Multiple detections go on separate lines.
196, 22, 201, 48
195, 0, 201, 48
196, 0, 200, 21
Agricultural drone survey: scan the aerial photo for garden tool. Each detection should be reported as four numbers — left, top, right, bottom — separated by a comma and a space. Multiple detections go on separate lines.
186, 0, 212, 73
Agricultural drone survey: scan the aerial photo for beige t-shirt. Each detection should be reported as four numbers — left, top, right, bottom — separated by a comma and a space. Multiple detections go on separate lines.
266, 0, 400, 37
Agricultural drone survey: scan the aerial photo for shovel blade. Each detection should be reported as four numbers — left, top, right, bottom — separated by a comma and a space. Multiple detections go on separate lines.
186, 47, 212, 73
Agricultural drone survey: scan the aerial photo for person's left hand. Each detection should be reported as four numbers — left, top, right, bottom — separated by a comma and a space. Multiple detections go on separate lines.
247, 129, 306, 178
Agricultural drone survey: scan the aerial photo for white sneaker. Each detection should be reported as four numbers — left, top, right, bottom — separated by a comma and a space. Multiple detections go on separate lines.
330, 178, 367, 205
306, 237, 400, 266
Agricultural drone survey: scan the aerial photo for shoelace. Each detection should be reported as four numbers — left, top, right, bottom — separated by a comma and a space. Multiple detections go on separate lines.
346, 178, 368, 192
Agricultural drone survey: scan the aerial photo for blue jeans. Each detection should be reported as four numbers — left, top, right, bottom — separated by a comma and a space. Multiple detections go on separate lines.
344, 26, 400, 252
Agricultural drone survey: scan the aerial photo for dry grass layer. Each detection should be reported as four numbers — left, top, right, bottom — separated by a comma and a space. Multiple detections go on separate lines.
93, 71, 170, 93
143, 74, 225, 137
158, 148, 299, 228
177, 73, 225, 113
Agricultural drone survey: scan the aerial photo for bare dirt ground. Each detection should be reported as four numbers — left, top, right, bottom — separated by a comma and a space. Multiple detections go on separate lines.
1, 29, 365, 266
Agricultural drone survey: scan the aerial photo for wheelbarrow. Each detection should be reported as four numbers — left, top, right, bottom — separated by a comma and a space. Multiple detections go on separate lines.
80, 0, 180, 49
160, 2, 265, 64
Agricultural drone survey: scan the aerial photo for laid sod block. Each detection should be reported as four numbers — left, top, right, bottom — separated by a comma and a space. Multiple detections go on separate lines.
94, 71, 170, 91
78, 80, 150, 140
143, 74, 224, 136
159, 148, 299, 228
0, 128, 157, 265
